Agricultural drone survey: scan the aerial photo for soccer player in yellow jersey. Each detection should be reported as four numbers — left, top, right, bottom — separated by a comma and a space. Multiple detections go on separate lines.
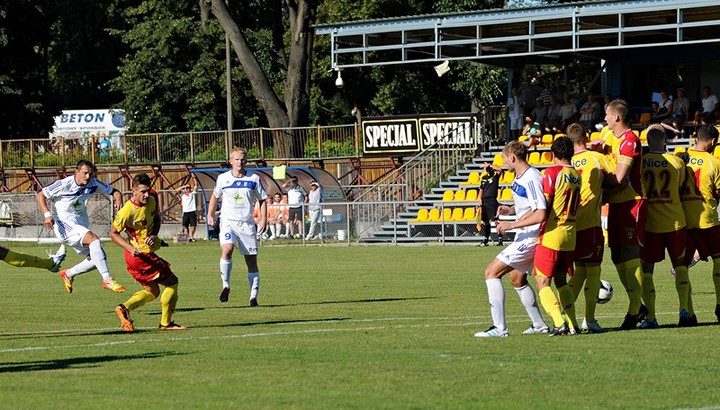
639, 125, 689, 329
679, 124, 720, 323
531, 137, 581, 336
567, 123, 611, 333
603, 99, 648, 330
111, 173, 186, 332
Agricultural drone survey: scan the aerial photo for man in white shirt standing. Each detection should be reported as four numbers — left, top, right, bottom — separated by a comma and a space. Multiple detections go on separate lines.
37, 159, 126, 294
206, 148, 268, 306
305, 181, 323, 241
283, 176, 307, 239
177, 180, 198, 241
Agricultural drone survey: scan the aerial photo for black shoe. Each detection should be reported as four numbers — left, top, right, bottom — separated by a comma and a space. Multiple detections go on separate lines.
549, 323, 568, 336
689, 314, 698, 327
619, 304, 648, 330
715, 304, 720, 323
160, 239, 170, 247
249, 298, 258, 307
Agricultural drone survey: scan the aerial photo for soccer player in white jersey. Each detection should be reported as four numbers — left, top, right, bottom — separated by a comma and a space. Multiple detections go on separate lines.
206, 148, 268, 306
475, 141, 548, 337
37, 159, 126, 293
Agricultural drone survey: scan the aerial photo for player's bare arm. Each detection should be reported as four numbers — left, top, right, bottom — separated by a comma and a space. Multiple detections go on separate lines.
207, 193, 220, 227
110, 224, 140, 257
36, 190, 54, 230
256, 199, 268, 234
496, 208, 547, 235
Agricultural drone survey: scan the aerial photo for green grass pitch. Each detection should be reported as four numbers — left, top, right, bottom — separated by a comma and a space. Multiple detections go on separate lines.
1, 242, 720, 409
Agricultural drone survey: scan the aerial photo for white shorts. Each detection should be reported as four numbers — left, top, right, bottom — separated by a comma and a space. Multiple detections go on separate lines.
510, 116, 524, 131
220, 219, 258, 255
496, 230, 538, 274
54, 222, 90, 255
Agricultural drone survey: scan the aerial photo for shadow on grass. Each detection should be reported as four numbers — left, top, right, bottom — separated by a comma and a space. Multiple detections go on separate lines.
190, 317, 351, 330
206, 296, 438, 310
0, 328, 136, 341
0, 351, 183, 373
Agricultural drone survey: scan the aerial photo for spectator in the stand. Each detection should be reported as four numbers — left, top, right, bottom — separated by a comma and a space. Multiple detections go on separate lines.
694, 86, 720, 132
522, 115, 543, 148
478, 163, 504, 247
280, 193, 290, 238
658, 91, 673, 122
579, 94, 600, 130
507, 87, 525, 143
282, 177, 306, 238
557, 93, 578, 134
672, 88, 690, 134
545, 95, 562, 134
531, 97, 548, 126
519, 76, 541, 115
305, 181, 324, 241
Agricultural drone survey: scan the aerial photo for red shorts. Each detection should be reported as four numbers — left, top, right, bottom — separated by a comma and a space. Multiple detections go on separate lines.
607, 198, 647, 247
124, 250, 173, 286
533, 244, 574, 279
574, 226, 605, 263
640, 229, 686, 264
686, 226, 720, 264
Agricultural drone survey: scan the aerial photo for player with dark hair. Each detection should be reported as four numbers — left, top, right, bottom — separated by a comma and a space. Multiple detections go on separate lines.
37, 159, 126, 293
679, 124, 720, 323
639, 125, 689, 328
603, 99, 648, 330
475, 141, 548, 337
111, 173, 186, 332
530, 137, 581, 336
567, 123, 612, 333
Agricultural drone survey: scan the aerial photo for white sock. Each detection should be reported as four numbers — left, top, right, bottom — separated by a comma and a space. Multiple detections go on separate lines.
486, 278, 507, 331
67, 258, 97, 278
248, 271, 259, 300
284, 223, 290, 236
275, 224, 283, 236
89, 239, 112, 281
269, 225, 277, 237
220, 258, 232, 288
515, 284, 546, 329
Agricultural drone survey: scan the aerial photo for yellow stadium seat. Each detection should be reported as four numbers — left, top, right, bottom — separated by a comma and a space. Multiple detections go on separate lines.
450, 207, 464, 222
714, 146, 720, 158
673, 146, 686, 154
554, 133, 566, 140
442, 208, 452, 221
465, 189, 478, 202
541, 151, 554, 164
492, 154, 505, 167
640, 129, 648, 144
427, 208, 441, 222
411, 208, 429, 223
518, 135, 528, 142
540, 134, 553, 146
454, 190, 466, 202
500, 171, 515, 184
528, 151, 541, 165
442, 190, 454, 201
632, 113, 651, 128
463, 207, 477, 221
460, 171, 480, 186
500, 188, 513, 201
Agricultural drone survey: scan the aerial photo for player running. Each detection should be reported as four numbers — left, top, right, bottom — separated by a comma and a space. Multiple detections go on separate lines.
37, 159, 126, 293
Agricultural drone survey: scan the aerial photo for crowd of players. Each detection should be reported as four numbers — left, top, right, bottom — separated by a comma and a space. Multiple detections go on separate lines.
476, 98, 720, 337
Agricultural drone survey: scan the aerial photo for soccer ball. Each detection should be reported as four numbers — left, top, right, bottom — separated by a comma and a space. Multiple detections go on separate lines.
597, 279, 613, 304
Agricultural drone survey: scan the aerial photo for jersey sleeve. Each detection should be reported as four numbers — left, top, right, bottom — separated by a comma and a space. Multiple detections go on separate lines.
113, 201, 132, 234
527, 173, 547, 211
213, 175, 224, 198
42, 179, 65, 200
93, 179, 115, 195
617, 136, 641, 165
541, 167, 559, 204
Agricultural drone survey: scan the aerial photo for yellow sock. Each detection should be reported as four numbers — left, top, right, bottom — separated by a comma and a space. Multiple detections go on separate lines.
568, 265, 587, 302
124, 290, 156, 311
625, 258, 643, 315
539, 286, 565, 327
642, 272, 656, 321
160, 284, 178, 327
614, 261, 628, 289
673, 265, 690, 313
2, 249, 52, 270
584, 265, 601, 322
713, 257, 720, 305
687, 281, 695, 316
558, 285, 578, 330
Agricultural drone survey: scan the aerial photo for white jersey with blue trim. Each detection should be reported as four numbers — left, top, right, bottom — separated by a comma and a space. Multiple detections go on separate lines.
213, 170, 268, 223
510, 166, 546, 236
42, 175, 115, 228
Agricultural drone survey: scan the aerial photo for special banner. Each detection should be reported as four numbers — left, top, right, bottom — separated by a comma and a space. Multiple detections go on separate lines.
362, 114, 477, 155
